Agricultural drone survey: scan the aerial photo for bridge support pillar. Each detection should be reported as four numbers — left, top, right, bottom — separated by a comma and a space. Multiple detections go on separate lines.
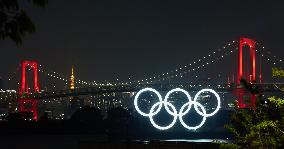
18, 99, 38, 120
235, 37, 258, 108
234, 88, 256, 108
18, 60, 40, 121
238, 37, 256, 84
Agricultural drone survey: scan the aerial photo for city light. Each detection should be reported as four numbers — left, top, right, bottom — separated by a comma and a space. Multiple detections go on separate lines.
1, 37, 283, 122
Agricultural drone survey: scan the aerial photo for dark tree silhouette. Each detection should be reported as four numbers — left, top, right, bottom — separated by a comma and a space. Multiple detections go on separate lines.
6, 111, 33, 122
106, 107, 139, 139
0, 0, 48, 44
70, 106, 104, 132
240, 78, 263, 95
38, 112, 49, 122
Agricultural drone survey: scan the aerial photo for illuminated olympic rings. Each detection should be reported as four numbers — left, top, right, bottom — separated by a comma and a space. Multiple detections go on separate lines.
134, 88, 221, 130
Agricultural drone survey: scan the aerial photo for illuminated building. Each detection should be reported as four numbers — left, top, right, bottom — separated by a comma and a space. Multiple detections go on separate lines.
70, 65, 75, 90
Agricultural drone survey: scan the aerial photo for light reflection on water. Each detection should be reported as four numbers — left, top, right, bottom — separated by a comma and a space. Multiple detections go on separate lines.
164, 139, 229, 143
135, 139, 230, 144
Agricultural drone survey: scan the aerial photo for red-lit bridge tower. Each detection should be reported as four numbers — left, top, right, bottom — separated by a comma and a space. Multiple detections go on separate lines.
18, 60, 40, 120
235, 37, 260, 108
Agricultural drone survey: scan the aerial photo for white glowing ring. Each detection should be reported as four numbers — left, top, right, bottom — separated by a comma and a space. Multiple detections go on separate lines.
134, 88, 163, 116
164, 88, 192, 115
179, 101, 207, 130
149, 101, 178, 130
193, 89, 221, 117
134, 87, 221, 130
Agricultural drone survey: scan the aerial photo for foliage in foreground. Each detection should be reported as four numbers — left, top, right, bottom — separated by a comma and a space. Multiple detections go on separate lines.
0, 0, 48, 44
272, 67, 284, 78
221, 96, 284, 149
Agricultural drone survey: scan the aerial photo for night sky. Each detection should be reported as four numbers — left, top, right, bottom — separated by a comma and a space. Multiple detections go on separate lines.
1, 0, 284, 86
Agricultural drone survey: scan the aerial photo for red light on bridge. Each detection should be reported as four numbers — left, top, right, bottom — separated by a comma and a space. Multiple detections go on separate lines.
236, 37, 258, 109
19, 60, 40, 121
238, 37, 256, 84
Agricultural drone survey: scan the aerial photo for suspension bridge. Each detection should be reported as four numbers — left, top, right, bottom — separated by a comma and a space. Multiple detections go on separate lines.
1, 37, 284, 120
